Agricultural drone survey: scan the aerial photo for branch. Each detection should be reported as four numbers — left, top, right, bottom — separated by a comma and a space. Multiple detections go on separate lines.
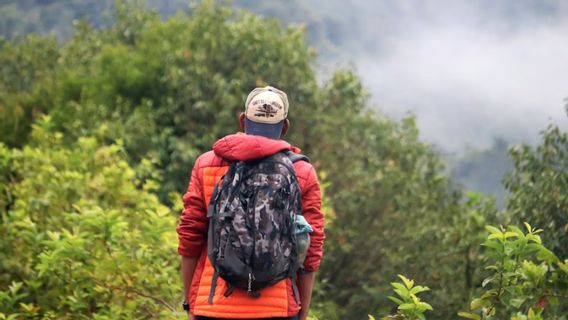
94, 280, 178, 314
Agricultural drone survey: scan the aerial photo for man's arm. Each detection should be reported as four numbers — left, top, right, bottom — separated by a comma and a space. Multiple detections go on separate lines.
298, 272, 316, 320
296, 163, 325, 320
300, 164, 325, 272
182, 256, 199, 302
177, 156, 208, 316
181, 256, 199, 320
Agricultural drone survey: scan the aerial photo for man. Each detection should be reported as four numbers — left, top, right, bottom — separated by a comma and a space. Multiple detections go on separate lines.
177, 86, 325, 320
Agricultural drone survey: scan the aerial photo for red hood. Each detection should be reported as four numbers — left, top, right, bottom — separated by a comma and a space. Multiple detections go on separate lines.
213, 133, 298, 161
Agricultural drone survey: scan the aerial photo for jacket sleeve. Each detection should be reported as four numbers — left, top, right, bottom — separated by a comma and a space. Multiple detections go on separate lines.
177, 156, 208, 257
300, 164, 325, 272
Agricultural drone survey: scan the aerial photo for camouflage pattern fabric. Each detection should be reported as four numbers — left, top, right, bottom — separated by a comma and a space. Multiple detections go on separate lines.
207, 152, 303, 294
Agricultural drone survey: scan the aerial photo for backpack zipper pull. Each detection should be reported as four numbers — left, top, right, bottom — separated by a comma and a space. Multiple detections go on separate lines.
247, 272, 260, 298
247, 272, 253, 293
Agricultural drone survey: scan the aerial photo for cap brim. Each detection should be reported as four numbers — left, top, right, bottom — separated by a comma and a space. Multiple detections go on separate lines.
244, 118, 284, 140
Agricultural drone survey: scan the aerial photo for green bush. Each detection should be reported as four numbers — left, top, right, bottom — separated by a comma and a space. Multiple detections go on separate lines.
0, 117, 182, 319
371, 274, 433, 320
459, 223, 568, 320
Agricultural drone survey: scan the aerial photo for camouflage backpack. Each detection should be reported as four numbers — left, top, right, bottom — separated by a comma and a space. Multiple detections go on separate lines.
207, 150, 308, 304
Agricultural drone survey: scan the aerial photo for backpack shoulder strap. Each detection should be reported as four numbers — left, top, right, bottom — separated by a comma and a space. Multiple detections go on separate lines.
283, 150, 310, 163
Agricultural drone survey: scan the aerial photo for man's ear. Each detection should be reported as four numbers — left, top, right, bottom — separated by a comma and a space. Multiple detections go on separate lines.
281, 119, 290, 136
239, 113, 246, 130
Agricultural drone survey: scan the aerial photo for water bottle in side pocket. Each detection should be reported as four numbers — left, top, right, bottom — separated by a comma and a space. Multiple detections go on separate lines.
295, 215, 313, 267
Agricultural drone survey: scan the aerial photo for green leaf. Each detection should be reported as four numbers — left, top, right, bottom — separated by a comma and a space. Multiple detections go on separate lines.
458, 312, 481, 320
503, 231, 519, 239
397, 274, 414, 289
507, 225, 525, 237
393, 288, 409, 300
398, 303, 415, 310
488, 233, 504, 240
409, 285, 429, 295
526, 234, 541, 244
536, 247, 559, 263
417, 301, 433, 311
509, 298, 526, 308
470, 298, 483, 310
387, 296, 404, 305
481, 289, 498, 299
481, 277, 493, 287
390, 282, 406, 292
482, 240, 503, 251
485, 225, 502, 235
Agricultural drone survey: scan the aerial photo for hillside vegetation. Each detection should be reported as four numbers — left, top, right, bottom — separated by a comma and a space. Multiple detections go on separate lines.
0, 2, 566, 319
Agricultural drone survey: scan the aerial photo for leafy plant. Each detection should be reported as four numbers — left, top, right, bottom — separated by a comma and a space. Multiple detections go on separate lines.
0, 120, 183, 318
458, 223, 568, 320
369, 275, 433, 320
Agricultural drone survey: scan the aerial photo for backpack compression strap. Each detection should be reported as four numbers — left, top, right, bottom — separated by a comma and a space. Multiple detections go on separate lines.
283, 149, 308, 305
283, 150, 310, 163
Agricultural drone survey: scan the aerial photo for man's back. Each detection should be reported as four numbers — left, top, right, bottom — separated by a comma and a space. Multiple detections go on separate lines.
177, 133, 325, 319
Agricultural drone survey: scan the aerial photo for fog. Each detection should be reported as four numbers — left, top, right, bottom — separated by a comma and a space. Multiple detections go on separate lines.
319, 0, 568, 152
240, 0, 568, 152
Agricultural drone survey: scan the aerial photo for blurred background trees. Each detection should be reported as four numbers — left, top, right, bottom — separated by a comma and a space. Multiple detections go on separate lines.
0, 1, 566, 319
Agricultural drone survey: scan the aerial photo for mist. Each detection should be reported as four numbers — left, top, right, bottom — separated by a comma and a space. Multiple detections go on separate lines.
325, 0, 568, 152
3, 0, 567, 153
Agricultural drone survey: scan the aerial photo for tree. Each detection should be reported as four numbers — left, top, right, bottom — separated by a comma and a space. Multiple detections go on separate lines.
0, 1, 324, 202
311, 72, 497, 319
0, 34, 59, 147
504, 121, 568, 258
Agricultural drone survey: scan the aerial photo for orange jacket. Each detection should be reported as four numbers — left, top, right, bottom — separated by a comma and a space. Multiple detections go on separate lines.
177, 134, 325, 319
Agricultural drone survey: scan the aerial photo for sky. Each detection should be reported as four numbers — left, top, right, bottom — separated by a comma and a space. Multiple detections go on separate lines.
341, 0, 568, 152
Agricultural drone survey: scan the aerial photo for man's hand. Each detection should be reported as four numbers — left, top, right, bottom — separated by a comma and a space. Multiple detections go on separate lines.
188, 313, 195, 320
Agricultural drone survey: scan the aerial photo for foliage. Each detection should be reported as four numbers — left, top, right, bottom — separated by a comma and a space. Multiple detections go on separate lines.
0, 0, 322, 202
1, 2, 497, 318
0, 34, 59, 147
375, 274, 433, 320
315, 73, 496, 318
0, 118, 182, 319
504, 124, 568, 258
458, 223, 568, 320
1, 1, 567, 319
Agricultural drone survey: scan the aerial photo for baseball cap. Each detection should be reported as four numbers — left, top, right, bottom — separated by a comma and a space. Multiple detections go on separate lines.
244, 86, 289, 139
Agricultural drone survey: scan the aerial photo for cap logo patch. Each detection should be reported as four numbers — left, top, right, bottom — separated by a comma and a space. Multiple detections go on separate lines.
254, 103, 278, 118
